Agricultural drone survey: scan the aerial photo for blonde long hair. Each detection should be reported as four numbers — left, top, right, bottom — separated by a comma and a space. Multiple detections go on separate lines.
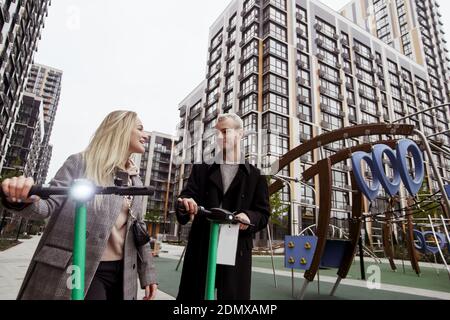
82, 110, 138, 186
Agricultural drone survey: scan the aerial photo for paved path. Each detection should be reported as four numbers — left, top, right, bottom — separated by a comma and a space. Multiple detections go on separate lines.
0, 235, 174, 300
2, 239, 448, 300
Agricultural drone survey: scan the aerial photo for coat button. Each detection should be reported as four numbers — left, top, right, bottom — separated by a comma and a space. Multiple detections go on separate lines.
133, 264, 136, 269
241, 194, 245, 198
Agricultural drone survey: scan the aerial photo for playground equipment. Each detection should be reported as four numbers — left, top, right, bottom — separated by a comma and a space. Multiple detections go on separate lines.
0, 179, 155, 300
267, 123, 450, 299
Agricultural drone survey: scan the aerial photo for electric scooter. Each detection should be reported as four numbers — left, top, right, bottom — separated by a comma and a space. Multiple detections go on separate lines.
175, 201, 254, 300
0, 179, 154, 300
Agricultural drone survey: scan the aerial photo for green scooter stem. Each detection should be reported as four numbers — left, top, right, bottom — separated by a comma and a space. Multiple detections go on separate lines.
205, 222, 220, 300
72, 202, 87, 300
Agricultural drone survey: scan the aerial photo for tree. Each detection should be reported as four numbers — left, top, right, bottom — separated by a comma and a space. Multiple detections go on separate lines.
145, 209, 162, 223
268, 177, 289, 239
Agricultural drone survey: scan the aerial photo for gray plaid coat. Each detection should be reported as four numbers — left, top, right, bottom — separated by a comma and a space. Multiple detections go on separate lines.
1, 153, 157, 300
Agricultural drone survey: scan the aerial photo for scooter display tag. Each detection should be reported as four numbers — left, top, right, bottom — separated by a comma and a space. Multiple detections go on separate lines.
216, 223, 239, 266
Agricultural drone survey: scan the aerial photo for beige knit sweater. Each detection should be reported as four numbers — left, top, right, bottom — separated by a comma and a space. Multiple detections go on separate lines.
101, 159, 139, 262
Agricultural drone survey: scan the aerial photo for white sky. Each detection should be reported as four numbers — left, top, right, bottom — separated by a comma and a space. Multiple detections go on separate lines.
35, 0, 450, 181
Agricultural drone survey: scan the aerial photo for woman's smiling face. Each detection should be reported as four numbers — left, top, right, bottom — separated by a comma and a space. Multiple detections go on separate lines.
128, 118, 148, 154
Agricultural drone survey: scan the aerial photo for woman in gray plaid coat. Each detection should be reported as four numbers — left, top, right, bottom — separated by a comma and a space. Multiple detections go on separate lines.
1, 110, 158, 300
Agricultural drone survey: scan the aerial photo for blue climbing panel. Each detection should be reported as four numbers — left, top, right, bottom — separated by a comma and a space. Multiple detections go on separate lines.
284, 236, 317, 270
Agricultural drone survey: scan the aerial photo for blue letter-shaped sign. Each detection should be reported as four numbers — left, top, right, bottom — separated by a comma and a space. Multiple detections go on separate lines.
351, 139, 424, 201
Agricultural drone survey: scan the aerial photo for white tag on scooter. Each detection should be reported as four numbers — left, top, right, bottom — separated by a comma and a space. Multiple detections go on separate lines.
216, 223, 239, 266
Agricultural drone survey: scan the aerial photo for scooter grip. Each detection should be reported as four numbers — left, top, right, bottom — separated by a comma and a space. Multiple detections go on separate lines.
0, 185, 49, 199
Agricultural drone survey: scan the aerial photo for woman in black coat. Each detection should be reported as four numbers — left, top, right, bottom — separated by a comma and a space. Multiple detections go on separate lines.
176, 113, 270, 300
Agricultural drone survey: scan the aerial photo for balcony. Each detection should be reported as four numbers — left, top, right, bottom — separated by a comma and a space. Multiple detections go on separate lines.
189, 108, 202, 120
203, 109, 219, 123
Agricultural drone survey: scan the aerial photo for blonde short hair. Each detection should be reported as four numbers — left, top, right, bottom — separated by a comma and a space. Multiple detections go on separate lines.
217, 113, 243, 129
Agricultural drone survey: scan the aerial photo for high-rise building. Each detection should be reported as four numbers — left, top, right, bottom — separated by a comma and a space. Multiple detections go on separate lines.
135, 131, 176, 237
0, 0, 52, 173
1, 92, 44, 178
173, 0, 450, 241
340, 0, 450, 107
24, 64, 62, 184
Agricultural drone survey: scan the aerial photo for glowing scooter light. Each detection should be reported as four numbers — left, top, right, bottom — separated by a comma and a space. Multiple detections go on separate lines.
69, 179, 96, 202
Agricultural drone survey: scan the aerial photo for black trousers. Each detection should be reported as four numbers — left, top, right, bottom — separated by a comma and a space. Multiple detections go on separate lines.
85, 260, 124, 300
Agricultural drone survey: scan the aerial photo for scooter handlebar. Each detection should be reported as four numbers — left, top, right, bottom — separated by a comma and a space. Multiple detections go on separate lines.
175, 200, 254, 226
0, 185, 155, 200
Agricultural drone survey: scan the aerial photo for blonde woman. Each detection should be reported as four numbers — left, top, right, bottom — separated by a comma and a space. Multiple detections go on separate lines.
1, 110, 158, 300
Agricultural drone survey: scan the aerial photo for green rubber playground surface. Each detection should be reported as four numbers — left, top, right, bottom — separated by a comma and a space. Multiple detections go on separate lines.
154, 256, 450, 300
252, 256, 450, 294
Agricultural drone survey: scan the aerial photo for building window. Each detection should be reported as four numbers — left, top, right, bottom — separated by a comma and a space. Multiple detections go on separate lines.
263, 93, 288, 114
243, 24, 259, 43
264, 38, 288, 59
264, 74, 288, 95
320, 95, 342, 116
319, 63, 339, 82
242, 40, 259, 60
263, 22, 287, 42
332, 190, 349, 210
320, 78, 340, 99
263, 55, 288, 77
271, 0, 287, 11
262, 112, 289, 135
263, 6, 287, 26
296, 5, 307, 23
299, 122, 312, 140
240, 94, 257, 114
297, 52, 310, 69
321, 113, 343, 130
317, 47, 338, 65
298, 104, 312, 122
242, 57, 258, 78
298, 69, 311, 87
242, 113, 257, 132
263, 134, 289, 156
241, 75, 258, 95
315, 18, 336, 38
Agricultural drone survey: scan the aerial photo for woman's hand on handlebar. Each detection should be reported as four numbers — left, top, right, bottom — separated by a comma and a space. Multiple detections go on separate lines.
1, 176, 40, 204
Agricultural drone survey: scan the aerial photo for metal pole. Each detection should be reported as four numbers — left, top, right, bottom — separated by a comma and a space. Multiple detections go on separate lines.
266, 223, 277, 288
392, 102, 450, 124
428, 215, 450, 279
426, 129, 450, 139
0, 209, 7, 235
205, 222, 220, 300
15, 218, 24, 241
175, 244, 187, 271
358, 231, 366, 280
291, 269, 295, 298
330, 277, 342, 296
441, 215, 450, 250
72, 202, 87, 300
414, 129, 450, 218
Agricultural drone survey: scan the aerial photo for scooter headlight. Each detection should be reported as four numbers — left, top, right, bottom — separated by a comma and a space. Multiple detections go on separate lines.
70, 179, 96, 202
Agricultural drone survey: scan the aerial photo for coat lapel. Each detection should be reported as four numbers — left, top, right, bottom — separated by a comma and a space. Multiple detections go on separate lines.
224, 168, 242, 197
208, 164, 224, 194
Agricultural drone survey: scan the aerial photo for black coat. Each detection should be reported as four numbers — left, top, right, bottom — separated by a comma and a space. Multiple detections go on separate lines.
176, 161, 270, 300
